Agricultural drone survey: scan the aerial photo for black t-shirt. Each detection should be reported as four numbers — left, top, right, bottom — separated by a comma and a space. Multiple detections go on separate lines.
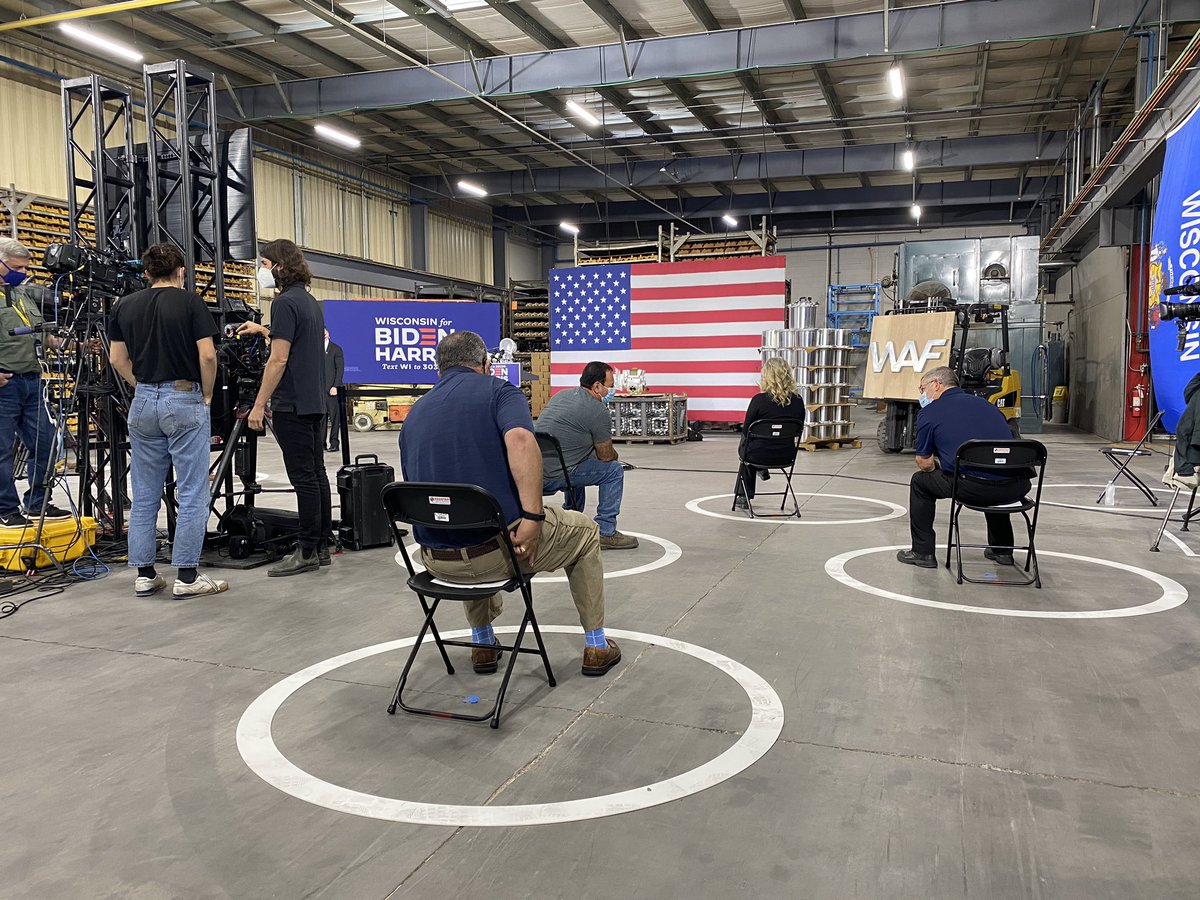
109, 287, 218, 384
269, 284, 326, 415
743, 391, 807, 430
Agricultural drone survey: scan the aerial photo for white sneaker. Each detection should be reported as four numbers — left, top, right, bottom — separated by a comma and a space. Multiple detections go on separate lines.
173, 573, 229, 598
134, 574, 166, 597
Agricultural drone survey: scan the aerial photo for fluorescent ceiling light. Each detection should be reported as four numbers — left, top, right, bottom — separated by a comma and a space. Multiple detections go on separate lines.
560, 222, 580, 235
60, 22, 143, 64
314, 123, 361, 149
565, 100, 600, 128
902, 149, 914, 171
421, 0, 454, 17
888, 65, 904, 99
722, 214, 738, 227
910, 203, 922, 219
457, 179, 488, 198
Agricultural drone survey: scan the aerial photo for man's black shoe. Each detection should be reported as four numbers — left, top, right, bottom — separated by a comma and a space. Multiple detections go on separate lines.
985, 549, 1016, 566
0, 512, 30, 528
896, 549, 938, 569
31, 503, 71, 519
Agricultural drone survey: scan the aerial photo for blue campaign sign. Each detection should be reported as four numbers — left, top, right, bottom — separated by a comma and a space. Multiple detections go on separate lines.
1149, 102, 1200, 431
322, 300, 501, 385
490, 363, 521, 385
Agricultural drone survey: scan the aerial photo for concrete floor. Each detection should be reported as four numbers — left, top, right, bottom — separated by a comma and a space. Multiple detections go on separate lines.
2, 412, 1199, 899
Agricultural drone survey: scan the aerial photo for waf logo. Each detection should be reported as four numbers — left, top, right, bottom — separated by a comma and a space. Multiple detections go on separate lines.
374, 325, 455, 363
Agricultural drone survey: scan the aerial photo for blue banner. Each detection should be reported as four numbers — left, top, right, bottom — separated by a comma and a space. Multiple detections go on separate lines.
322, 300, 501, 385
1149, 103, 1200, 432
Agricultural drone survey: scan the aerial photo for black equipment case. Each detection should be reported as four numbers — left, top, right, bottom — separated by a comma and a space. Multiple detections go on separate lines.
337, 454, 395, 550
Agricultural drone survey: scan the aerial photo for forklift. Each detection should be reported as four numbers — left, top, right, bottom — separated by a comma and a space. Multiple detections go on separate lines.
877, 293, 1022, 453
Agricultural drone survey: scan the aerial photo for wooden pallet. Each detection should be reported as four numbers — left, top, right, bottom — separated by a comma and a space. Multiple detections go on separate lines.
797, 437, 862, 452
613, 434, 688, 445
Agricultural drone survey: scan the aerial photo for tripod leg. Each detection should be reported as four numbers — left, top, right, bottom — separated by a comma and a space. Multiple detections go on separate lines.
1149, 487, 1182, 552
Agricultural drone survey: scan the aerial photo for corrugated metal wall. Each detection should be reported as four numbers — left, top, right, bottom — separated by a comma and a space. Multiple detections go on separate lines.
428, 212, 492, 283
0, 53, 68, 198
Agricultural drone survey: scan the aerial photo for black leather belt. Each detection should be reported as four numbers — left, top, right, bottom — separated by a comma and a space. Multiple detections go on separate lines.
427, 538, 501, 560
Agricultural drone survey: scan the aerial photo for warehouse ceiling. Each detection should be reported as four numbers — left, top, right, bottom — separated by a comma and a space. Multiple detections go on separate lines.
3, 0, 1200, 238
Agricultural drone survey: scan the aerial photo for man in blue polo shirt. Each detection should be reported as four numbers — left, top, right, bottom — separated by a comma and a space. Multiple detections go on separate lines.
400, 331, 621, 678
897, 366, 1030, 569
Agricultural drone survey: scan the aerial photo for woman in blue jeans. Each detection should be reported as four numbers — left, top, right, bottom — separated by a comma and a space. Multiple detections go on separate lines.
109, 243, 228, 598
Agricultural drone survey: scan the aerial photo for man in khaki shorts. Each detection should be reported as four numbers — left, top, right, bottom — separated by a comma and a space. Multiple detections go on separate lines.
399, 331, 621, 677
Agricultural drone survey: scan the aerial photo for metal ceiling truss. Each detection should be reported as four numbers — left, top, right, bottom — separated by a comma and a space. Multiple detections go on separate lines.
216, 0, 1200, 120
499, 176, 1055, 227
415, 132, 1066, 199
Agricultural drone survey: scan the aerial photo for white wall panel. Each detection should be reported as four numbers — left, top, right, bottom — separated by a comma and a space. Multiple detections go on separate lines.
252, 158, 298, 243
508, 236, 545, 282
428, 213, 492, 283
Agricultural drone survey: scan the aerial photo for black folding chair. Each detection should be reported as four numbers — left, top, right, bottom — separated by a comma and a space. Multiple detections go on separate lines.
733, 418, 804, 519
535, 431, 575, 498
945, 439, 1048, 588
382, 482, 556, 729
1096, 410, 1163, 506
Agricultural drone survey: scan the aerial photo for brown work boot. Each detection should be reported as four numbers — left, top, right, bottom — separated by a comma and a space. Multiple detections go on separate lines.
472, 641, 503, 675
599, 531, 639, 551
581, 639, 621, 677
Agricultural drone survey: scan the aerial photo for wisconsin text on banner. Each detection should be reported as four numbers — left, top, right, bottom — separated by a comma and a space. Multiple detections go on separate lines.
549, 257, 788, 421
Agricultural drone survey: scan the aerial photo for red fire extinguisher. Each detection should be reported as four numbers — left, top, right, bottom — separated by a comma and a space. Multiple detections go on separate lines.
1131, 384, 1145, 418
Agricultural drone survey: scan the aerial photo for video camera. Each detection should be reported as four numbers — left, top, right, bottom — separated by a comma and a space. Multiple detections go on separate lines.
216, 321, 266, 379
43, 242, 145, 297
1159, 283, 1200, 351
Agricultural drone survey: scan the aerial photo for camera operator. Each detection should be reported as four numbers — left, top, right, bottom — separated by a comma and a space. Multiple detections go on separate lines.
108, 243, 228, 599
0, 237, 70, 527
237, 240, 331, 577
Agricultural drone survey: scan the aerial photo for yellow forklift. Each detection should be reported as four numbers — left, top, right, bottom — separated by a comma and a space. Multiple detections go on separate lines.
877, 290, 1022, 453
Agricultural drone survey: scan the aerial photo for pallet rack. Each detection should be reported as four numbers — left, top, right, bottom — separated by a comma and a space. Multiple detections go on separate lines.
826, 283, 881, 349
573, 219, 776, 267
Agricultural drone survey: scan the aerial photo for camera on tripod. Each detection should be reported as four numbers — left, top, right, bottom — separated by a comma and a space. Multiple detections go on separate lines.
1160, 300, 1200, 322
43, 242, 144, 297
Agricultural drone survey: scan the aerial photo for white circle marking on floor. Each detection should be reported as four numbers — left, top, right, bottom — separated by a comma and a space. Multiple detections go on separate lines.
685, 492, 906, 525
395, 531, 681, 582
825, 544, 1188, 619
1038, 482, 1178, 515
236, 625, 784, 827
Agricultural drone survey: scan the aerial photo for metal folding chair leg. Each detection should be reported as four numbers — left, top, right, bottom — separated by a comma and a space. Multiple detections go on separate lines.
1149, 487, 1184, 552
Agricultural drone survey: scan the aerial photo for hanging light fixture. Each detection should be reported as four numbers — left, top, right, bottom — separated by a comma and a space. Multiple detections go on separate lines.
888, 64, 904, 99
457, 179, 488, 198
60, 22, 143, 64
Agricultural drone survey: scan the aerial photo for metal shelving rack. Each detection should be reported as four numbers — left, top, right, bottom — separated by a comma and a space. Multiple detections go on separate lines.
573, 219, 776, 267
826, 283, 881, 349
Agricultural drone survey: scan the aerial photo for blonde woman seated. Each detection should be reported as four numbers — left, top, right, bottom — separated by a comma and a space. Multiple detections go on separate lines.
733, 357, 807, 510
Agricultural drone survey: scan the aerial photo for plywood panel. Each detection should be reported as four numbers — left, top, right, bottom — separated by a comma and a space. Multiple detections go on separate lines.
863, 311, 956, 401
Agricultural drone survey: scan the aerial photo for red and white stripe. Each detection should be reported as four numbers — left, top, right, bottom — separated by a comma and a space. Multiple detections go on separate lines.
550, 256, 786, 421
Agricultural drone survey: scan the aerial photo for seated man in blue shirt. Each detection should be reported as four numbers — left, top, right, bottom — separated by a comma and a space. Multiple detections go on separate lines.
400, 331, 621, 677
897, 366, 1031, 569
537, 361, 638, 550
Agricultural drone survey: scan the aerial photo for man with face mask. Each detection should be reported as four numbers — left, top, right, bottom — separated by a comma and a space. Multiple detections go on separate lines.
897, 365, 1031, 569
535, 360, 638, 550
0, 238, 70, 527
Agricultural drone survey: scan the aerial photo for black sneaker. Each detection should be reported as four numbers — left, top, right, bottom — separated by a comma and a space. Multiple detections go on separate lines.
30, 503, 71, 519
896, 549, 938, 569
0, 512, 30, 528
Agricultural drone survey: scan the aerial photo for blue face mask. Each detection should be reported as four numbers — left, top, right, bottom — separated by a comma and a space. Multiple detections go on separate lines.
2, 268, 27, 287
604, 386, 616, 403
918, 390, 932, 408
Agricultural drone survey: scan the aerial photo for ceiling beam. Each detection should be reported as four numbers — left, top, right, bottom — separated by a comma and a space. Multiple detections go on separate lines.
217, 0, 1199, 119
968, 44, 991, 137
414, 131, 1067, 198
497, 177, 1057, 225
662, 79, 741, 155
680, 0, 720, 32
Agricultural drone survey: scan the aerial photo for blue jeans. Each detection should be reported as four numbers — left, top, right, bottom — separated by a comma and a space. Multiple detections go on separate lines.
127, 383, 212, 569
544, 456, 624, 536
0, 372, 57, 516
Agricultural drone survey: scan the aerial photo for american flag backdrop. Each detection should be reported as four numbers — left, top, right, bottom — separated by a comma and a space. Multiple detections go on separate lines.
549, 256, 788, 421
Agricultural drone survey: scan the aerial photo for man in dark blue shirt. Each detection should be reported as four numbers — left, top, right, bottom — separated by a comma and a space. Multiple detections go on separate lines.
400, 331, 621, 678
897, 366, 1031, 568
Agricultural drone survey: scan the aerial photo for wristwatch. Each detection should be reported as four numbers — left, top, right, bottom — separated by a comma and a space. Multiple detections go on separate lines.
520, 510, 546, 522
